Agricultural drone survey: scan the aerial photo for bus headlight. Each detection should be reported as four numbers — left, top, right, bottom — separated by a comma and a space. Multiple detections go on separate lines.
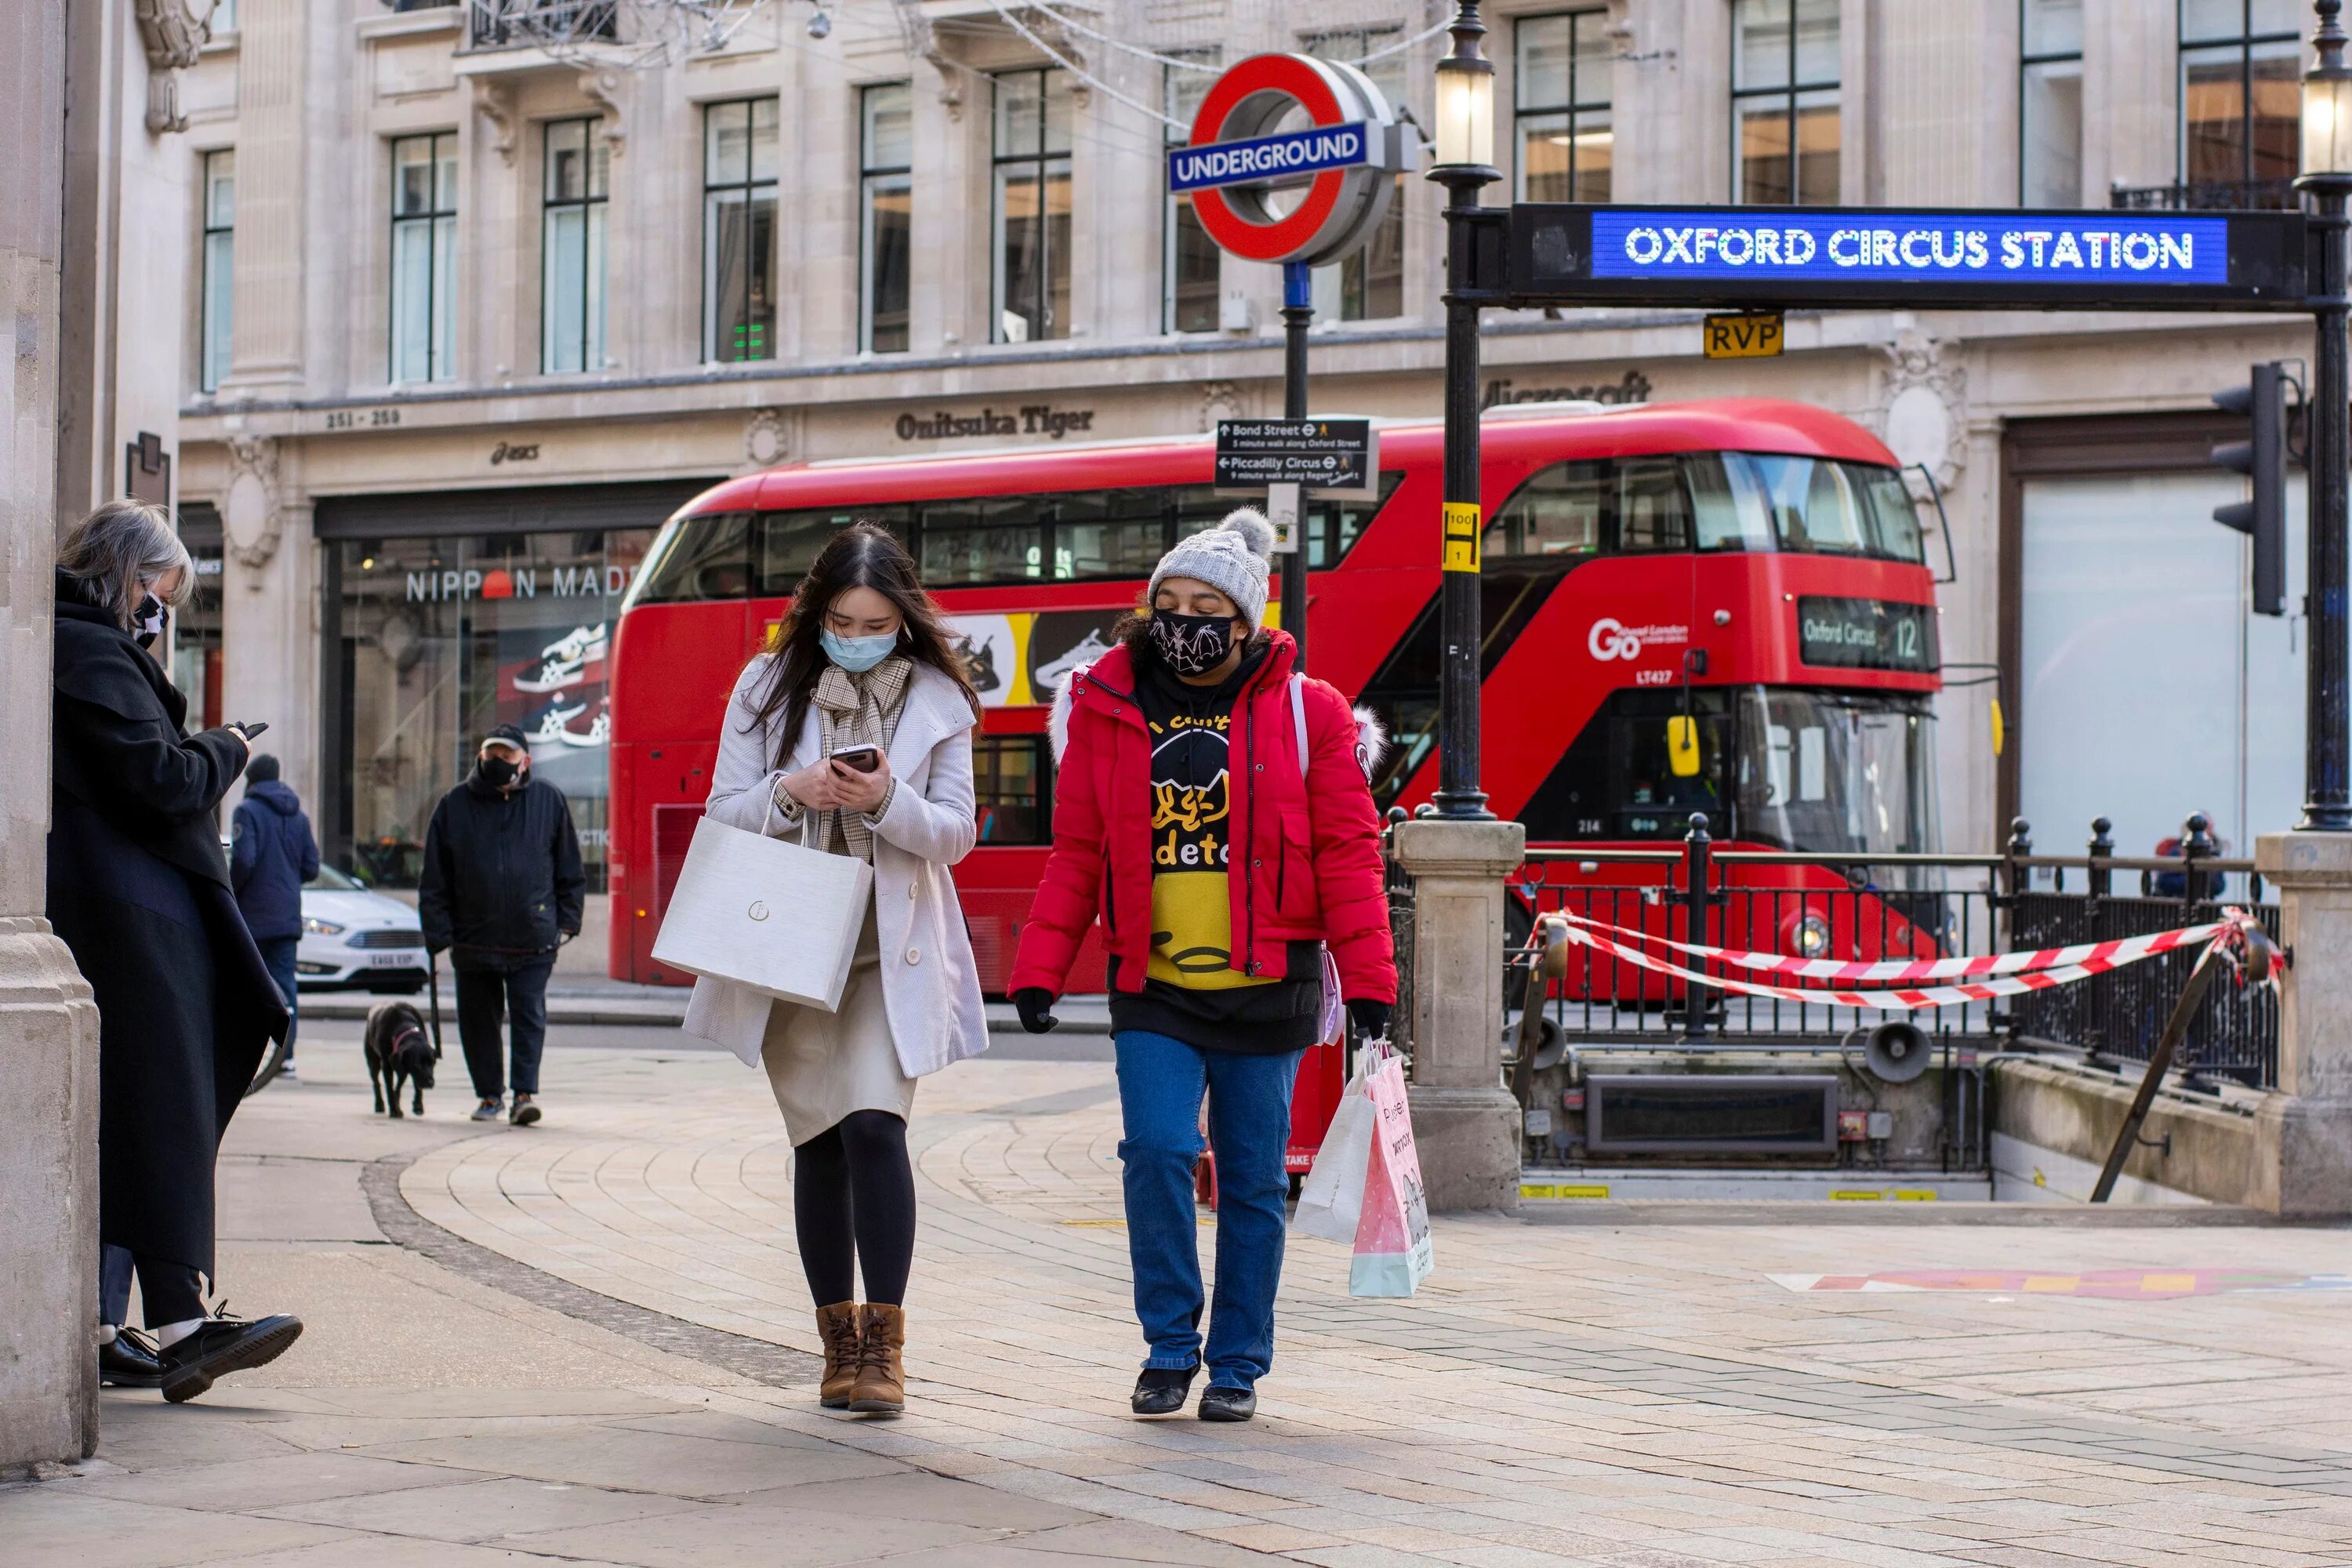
1793, 913, 1832, 960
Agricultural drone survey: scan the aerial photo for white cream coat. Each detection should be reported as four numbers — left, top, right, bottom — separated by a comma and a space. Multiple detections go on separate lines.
681, 655, 989, 1077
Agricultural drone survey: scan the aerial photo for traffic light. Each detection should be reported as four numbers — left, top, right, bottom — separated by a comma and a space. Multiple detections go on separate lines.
2210, 361, 2288, 618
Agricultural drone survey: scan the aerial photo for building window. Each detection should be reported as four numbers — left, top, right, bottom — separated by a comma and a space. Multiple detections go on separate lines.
390, 133, 457, 384
1515, 11, 1613, 202
2020, 1, 2083, 205
703, 98, 778, 363
861, 83, 913, 354
992, 68, 1073, 344
200, 150, 234, 394
1163, 53, 1221, 333
1731, 0, 1840, 205
1305, 30, 1405, 321
542, 118, 608, 374
2180, 0, 2301, 203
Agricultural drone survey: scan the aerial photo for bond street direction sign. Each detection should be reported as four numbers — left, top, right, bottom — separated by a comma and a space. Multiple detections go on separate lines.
1504, 205, 2309, 312
1175, 53, 1407, 267
1214, 418, 1375, 490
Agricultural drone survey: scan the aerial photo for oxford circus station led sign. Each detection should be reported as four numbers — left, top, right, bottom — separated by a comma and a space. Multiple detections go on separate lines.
1167, 53, 1409, 267
1505, 205, 2309, 312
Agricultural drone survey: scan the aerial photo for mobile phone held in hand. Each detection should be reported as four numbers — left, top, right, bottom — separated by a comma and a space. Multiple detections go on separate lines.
235, 720, 269, 739
829, 742, 880, 774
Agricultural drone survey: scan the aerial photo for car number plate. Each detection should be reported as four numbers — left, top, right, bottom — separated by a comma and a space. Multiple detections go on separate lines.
368, 951, 419, 968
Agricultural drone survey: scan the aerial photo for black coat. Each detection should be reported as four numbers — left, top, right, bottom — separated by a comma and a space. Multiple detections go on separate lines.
416, 768, 585, 971
230, 780, 320, 941
47, 570, 289, 1277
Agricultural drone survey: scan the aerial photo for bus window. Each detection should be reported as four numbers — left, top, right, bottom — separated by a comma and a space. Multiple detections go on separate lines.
971, 734, 1049, 844
1854, 465, 1926, 563
1734, 688, 1938, 854
1689, 453, 1773, 551
627, 511, 753, 604
1486, 460, 1604, 557
920, 496, 1043, 584
1617, 456, 1690, 552
1053, 489, 1165, 579
756, 505, 911, 594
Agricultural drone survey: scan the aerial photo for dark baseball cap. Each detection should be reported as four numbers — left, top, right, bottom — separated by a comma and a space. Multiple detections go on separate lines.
479, 723, 530, 752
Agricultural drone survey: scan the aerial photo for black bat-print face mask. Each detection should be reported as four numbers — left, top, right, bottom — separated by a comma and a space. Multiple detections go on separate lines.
1147, 609, 1236, 677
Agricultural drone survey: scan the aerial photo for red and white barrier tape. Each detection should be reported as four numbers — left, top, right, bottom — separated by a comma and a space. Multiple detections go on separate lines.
1544, 909, 2262, 1012
1550, 908, 2228, 984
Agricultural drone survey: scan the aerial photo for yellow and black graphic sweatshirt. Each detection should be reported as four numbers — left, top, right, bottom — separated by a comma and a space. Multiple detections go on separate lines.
1108, 642, 1320, 1055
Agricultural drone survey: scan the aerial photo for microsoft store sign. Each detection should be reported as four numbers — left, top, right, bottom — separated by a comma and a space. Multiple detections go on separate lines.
405, 564, 633, 602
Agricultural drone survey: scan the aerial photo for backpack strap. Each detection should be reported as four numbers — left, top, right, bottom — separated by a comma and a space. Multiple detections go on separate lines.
1290, 674, 1308, 781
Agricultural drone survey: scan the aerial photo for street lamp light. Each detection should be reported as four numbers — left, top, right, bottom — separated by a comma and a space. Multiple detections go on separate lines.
1429, 2, 1499, 820
2297, 0, 2352, 831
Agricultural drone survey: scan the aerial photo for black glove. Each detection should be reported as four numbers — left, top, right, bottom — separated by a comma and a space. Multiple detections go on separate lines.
1012, 988, 1060, 1035
1347, 999, 1393, 1040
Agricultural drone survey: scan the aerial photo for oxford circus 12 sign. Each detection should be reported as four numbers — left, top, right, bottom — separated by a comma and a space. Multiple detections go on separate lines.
1167, 53, 1409, 267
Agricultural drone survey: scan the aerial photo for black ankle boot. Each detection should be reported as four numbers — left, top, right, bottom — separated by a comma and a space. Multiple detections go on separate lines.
1131, 1365, 1197, 1416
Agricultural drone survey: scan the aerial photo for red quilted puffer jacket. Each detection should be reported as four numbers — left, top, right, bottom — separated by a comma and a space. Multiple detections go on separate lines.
1008, 631, 1397, 1004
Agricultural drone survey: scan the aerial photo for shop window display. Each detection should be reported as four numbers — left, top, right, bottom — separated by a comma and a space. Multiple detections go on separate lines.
335, 528, 650, 891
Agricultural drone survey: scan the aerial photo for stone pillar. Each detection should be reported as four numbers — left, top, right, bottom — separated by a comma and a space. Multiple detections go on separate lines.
2252, 833, 2352, 1216
1392, 818, 1525, 1214
222, 0, 306, 395
1, 0, 104, 1472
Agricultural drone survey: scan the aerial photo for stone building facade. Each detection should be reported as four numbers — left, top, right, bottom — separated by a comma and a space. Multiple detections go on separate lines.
85, 0, 2320, 933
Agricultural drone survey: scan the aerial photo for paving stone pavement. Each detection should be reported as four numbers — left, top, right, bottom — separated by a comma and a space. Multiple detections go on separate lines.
363, 1043, 2352, 1566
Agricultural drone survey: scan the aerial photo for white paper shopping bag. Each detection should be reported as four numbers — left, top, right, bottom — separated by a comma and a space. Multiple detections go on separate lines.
1348, 1050, 1435, 1298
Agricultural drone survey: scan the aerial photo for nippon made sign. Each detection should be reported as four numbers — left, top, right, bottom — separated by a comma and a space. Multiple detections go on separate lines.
1504, 205, 2309, 311
1173, 53, 1408, 267
1214, 417, 1375, 491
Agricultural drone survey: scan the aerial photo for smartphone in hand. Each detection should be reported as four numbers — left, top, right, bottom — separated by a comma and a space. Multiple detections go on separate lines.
234, 720, 269, 739
829, 742, 880, 774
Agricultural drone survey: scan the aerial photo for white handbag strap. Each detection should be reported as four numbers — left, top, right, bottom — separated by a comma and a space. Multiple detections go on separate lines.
1290, 674, 1308, 780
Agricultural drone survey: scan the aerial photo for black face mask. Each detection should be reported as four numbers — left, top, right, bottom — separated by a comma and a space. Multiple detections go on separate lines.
478, 755, 522, 789
1147, 609, 1236, 677
132, 593, 168, 649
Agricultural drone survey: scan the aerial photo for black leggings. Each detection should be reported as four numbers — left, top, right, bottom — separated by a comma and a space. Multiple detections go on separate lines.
793, 1110, 915, 1308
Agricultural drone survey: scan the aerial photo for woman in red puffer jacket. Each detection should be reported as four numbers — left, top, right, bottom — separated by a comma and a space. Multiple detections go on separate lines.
1010, 507, 1395, 1425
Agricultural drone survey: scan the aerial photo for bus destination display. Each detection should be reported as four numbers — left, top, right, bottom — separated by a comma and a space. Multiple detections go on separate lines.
1796, 597, 1939, 674
1504, 205, 2308, 312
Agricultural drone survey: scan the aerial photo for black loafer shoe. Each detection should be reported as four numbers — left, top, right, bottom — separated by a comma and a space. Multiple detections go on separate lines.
99, 1327, 162, 1388
158, 1312, 304, 1404
1131, 1365, 1197, 1416
1198, 1385, 1257, 1423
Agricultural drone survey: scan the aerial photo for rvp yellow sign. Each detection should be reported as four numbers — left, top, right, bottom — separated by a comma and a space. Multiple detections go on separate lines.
1703, 311, 1784, 358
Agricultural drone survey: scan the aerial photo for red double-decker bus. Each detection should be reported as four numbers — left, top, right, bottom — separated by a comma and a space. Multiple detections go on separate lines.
608, 398, 1943, 1008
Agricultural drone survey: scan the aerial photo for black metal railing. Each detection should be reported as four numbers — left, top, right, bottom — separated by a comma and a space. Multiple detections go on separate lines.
467, 0, 617, 49
1408, 808, 2281, 1087
2110, 178, 2300, 212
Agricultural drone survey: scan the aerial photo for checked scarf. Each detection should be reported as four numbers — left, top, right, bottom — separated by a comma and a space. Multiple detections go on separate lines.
806, 654, 910, 862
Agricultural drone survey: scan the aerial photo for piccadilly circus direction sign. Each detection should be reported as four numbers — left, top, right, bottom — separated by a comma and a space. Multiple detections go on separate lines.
1167, 53, 1409, 267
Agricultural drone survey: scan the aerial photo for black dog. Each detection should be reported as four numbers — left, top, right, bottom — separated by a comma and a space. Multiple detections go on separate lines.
364, 1000, 437, 1118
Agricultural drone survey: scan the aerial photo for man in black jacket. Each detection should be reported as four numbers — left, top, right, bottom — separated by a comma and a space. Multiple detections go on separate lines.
418, 724, 584, 1126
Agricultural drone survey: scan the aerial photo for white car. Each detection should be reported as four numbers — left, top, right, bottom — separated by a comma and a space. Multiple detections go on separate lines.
296, 864, 429, 994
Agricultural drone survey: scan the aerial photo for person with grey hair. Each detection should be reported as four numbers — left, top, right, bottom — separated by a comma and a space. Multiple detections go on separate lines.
49, 499, 303, 1403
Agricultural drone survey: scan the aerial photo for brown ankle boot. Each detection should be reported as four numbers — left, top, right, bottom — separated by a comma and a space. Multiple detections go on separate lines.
848, 1303, 905, 1416
815, 1301, 862, 1410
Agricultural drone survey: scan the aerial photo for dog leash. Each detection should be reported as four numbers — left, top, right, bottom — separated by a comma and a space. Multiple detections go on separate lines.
426, 949, 445, 1060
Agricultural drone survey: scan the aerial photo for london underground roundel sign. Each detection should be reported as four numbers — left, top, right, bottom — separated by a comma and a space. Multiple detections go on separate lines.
1169, 53, 1406, 267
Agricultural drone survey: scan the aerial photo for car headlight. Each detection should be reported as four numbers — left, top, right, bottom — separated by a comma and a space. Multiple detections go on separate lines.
302, 916, 345, 936
1793, 913, 1832, 960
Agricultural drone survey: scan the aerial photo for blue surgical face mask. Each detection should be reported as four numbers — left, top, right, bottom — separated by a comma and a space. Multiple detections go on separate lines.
820, 627, 898, 673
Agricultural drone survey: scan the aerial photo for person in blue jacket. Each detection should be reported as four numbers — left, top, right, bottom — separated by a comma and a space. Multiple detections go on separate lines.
231, 754, 319, 1078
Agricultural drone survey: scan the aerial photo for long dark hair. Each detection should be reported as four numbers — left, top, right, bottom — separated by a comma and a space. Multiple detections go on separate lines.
745, 522, 978, 760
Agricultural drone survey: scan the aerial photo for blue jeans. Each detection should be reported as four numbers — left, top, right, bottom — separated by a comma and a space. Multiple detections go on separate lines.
1114, 1030, 1304, 1391
256, 935, 299, 1057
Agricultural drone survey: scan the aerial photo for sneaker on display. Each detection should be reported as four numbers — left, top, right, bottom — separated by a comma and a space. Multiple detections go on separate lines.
560, 697, 610, 749
1032, 627, 1109, 698
513, 622, 609, 694
520, 696, 587, 743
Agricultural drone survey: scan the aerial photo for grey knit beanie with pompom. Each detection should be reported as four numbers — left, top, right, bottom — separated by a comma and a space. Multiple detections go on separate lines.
1147, 507, 1277, 630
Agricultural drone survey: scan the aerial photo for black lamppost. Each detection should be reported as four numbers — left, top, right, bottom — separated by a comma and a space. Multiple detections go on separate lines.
1428, 2, 1498, 819
2299, 0, 2352, 830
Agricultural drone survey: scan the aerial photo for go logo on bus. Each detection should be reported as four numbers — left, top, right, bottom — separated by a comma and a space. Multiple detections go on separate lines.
1588, 617, 1690, 662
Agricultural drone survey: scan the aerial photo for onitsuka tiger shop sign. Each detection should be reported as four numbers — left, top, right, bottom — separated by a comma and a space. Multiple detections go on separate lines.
1502, 205, 2310, 311
1167, 53, 1409, 267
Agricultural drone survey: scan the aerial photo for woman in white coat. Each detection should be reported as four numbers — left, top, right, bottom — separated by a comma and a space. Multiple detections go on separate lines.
685, 522, 986, 1417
